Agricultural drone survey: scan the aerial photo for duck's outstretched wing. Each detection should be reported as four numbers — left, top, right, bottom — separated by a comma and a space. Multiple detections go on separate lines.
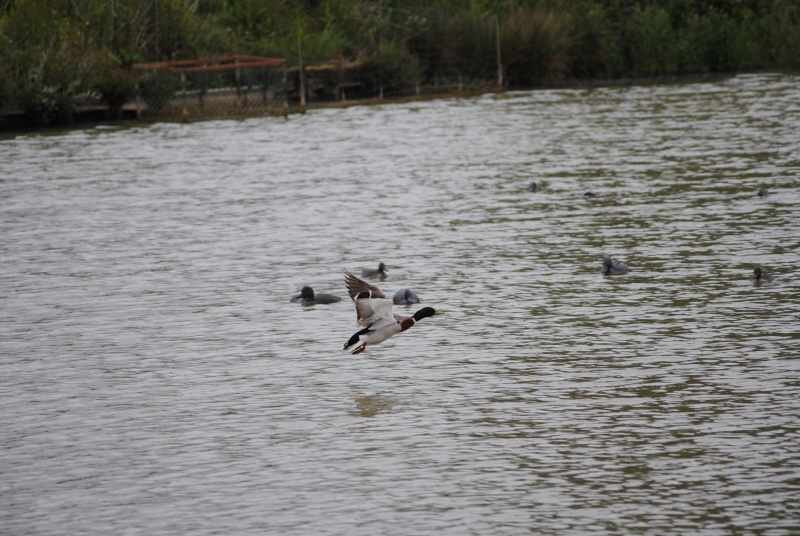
345, 271, 385, 300
345, 272, 395, 328
356, 298, 396, 329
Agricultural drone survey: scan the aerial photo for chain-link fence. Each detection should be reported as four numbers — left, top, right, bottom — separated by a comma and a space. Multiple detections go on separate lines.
132, 59, 499, 121
287, 59, 499, 106
131, 13, 505, 122
132, 56, 288, 121
133, 56, 500, 121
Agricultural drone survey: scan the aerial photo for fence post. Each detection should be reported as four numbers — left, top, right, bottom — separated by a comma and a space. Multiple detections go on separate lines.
337, 55, 343, 102
282, 64, 289, 117
494, 16, 503, 88
135, 77, 142, 120
261, 66, 268, 106
297, 35, 306, 110
181, 72, 188, 119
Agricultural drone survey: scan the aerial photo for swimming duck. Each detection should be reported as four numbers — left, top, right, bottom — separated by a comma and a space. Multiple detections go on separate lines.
602, 256, 630, 276
290, 286, 342, 305
361, 262, 388, 279
751, 266, 773, 285
393, 288, 421, 305
527, 181, 542, 192
343, 272, 443, 354
757, 188, 769, 197
584, 191, 597, 198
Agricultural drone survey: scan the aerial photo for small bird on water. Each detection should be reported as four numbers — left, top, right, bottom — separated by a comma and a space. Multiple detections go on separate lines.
751, 266, 773, 285
757, 188, 770, 197
527, 181, 542, 192
361, 262, 388, 279
343, 272, 443, 354
290, 286, 342, 305
393, 288, 421, 305
602, 256, 630, 276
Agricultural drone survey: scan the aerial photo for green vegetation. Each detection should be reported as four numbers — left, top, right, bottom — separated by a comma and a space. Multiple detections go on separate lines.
1, 0, 798, 125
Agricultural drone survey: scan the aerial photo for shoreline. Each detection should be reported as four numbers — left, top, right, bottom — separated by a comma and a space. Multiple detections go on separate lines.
1, 69, 793, 135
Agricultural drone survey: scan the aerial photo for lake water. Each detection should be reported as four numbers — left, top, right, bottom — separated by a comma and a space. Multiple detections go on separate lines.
2, 72, 799, 535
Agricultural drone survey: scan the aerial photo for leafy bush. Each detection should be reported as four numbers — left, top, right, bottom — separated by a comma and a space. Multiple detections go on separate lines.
0, 0, 64, 51
93, 54, 138, 118
0, 39, 15, 111
17, 67, 59, 125
756, 0, 800, 68
15, 41, 98, 125
404, 8, 497, 84
625, 4, 679, 76
451, 14, 500, 81
567, 4, 622, 78
372, 42, 423, 92
502, 6, 572, 86
139, 71, 181, 112
297, 28, 351, 64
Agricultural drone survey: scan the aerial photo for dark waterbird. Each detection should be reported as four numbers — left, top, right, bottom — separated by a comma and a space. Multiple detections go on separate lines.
290, 286, 342, 305
527, 181, 542, 192
393, 288, 421, 305
757, 188, 770, 197
602, 256, 630, 276
361, 262, 388, 278
751, 266, 773, 285
343, 272, 443, 354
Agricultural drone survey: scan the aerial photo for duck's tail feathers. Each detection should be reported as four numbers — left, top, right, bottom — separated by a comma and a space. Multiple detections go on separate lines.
343, 340, 367, 354
346, 342, 367, 354
343, 328, 369, 354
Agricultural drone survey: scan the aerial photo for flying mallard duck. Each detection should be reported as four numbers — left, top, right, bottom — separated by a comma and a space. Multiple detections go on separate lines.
751, 266, 773, 285
602, 256, 630, 276
343, 272, 443, 354
361, 262, 388, 279
290, 286, 342, 305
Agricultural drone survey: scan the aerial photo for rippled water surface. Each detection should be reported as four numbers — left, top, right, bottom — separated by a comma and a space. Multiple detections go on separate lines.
2, 73, 799, 535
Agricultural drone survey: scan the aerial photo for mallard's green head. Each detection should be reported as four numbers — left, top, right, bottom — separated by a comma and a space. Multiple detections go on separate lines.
413, 307, 444, 321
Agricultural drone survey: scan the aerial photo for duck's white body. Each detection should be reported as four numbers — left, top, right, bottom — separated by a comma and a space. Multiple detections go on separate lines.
344, 299, 417, 354
356, 297, 396, 330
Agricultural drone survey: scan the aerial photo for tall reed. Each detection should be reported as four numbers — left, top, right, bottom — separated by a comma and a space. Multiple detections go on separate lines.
502, 6, 573, 85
